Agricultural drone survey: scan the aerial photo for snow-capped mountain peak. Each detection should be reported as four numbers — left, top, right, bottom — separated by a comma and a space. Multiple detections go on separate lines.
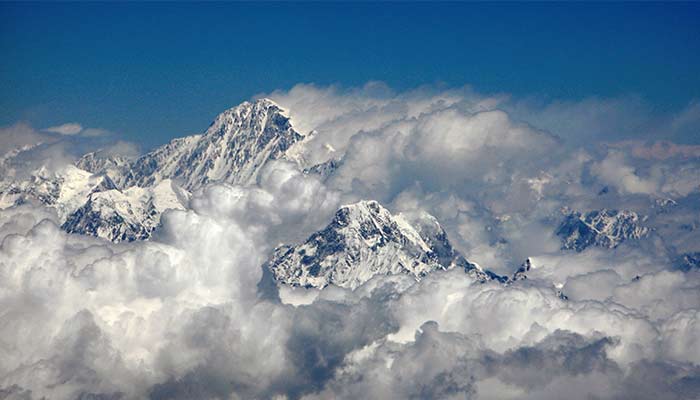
122, 98, 305, 191
205, 98, 286, 135
267, 200, 505, 290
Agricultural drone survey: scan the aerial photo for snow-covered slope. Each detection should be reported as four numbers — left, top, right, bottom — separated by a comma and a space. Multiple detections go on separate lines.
0, 163, 187, 242
556, 209, 649, 251
267, 200, 505, 290
61, 180, 188, 243
75, 151, 132, 188
120, 99, 305, 191
0, 165, 117, 220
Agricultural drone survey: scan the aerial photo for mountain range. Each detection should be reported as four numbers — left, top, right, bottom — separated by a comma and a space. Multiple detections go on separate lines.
0, 98, 670, 288
1, 99, 310, 242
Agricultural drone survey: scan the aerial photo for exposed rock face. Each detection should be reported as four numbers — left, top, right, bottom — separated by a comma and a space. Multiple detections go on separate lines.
677, 252, 700, 271
556, 209, 649, 251
303, 158, 343, 180
511, 258, 533, 281
267, 200, 505, 290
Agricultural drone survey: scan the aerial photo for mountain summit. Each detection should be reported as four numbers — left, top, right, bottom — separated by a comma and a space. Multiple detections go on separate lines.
267, 200, 505, 290
122, 98, 305, 191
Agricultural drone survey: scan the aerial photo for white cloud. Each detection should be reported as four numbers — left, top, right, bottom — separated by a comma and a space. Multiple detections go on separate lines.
590, 151, 658, 195
44, 122, 84, 135
43, 123, 112, 138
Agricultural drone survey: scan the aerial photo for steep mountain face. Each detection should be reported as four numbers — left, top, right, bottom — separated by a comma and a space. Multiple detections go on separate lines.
61, 180, 188, 243
121, 99, 306, 191
557, 209, 649, 252
267, 200, 505, 290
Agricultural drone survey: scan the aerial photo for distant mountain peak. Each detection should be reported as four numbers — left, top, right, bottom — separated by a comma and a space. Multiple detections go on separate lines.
205, 97, 288, 136
557, 209, 649, 251
267, 200, 506, 290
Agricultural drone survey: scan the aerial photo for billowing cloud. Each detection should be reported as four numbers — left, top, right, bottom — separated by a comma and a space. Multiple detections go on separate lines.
4, 202, 698, 399
590, 151, 659, 195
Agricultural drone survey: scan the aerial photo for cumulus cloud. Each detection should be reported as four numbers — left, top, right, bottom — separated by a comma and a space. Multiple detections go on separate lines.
95, 140, 141, 159
2, 198, 700, 398
0, 198, 700, 398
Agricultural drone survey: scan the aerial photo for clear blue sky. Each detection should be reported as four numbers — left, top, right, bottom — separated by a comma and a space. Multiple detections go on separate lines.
1, 2, 699, 149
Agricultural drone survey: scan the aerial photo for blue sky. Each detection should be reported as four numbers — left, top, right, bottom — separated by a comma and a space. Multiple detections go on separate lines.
1, 2, 699, 149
